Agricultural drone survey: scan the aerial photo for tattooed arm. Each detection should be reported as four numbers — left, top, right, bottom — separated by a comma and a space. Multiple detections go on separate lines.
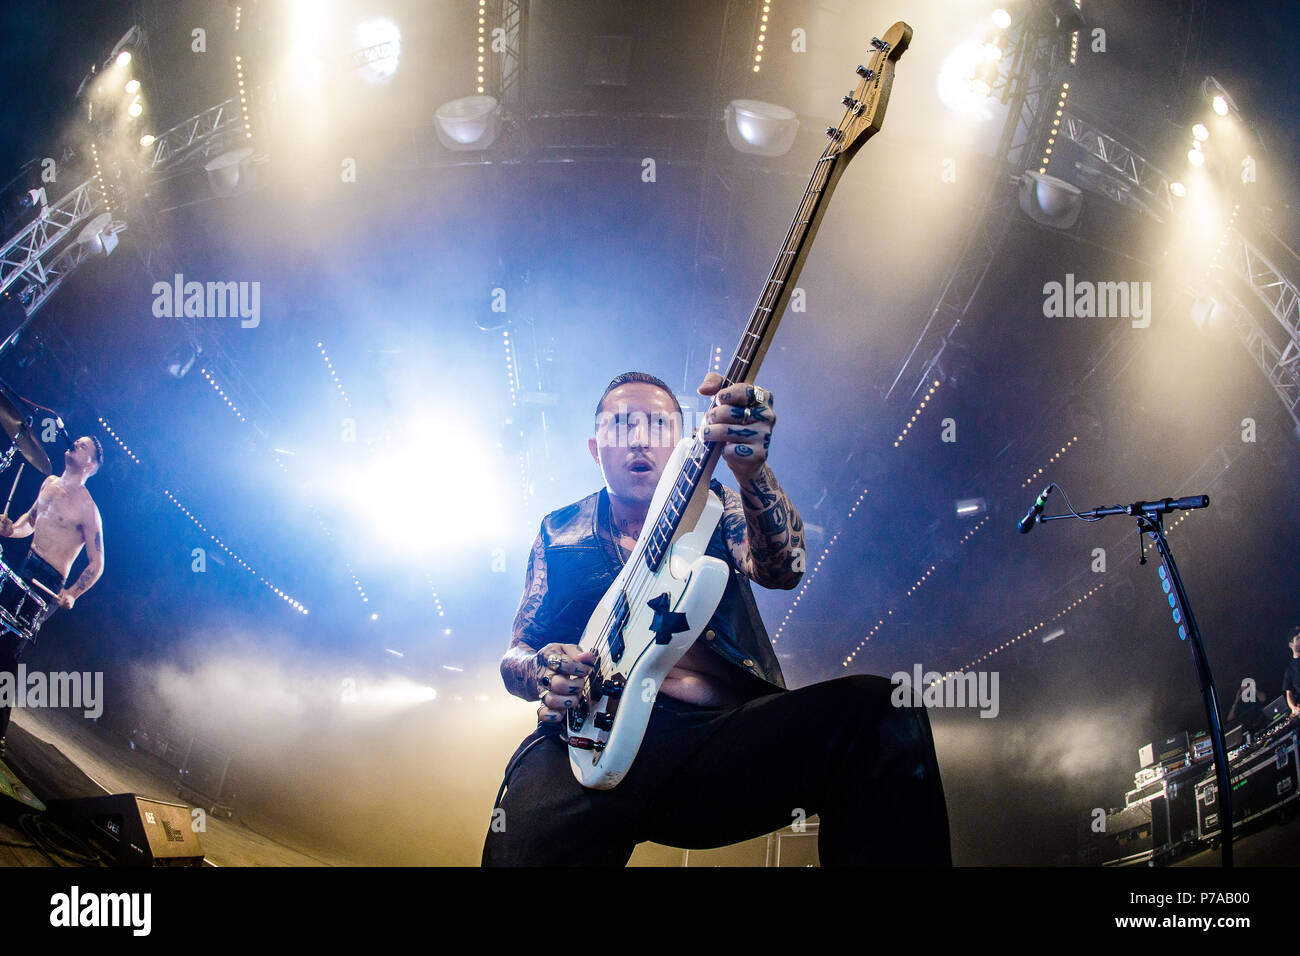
719, 465, 806, 591
501, 533, 549, 700
60, 503, 104, 609
500, 531, 596, 718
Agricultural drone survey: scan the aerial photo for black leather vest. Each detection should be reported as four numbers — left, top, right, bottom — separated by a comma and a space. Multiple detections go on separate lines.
535, 483, 787, 697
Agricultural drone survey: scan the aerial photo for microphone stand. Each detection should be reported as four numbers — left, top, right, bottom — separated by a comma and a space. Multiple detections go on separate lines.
1036, 494, 1233, 867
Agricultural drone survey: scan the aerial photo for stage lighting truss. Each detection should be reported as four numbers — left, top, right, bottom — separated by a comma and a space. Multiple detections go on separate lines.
0, 176, 123, 319
144, 98, 248, 177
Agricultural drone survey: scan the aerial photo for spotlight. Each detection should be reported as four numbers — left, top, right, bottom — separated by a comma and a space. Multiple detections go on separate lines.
125, 78, 141, 94
955, 497, 987, 518
1191, 123, 1209, 142
115, 50, 132, 68
982, 40, 1002, 62
1187, 146, 1204, 167
724, 99, 800, 157
1170, 180, 1186, 197
75, 212, 120, 257
1018, 170, 1082, 229
139, 133, 156, 147
352, 17, 402, 84
434, 95, 499, 150
1203, 76, 1238, 117
992, 8, 1012, 29
127, 98, 143, 117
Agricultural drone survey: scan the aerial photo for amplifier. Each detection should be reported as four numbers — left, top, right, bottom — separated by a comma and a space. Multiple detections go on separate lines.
1158, 732, 1189, 764
47, 793, 205, 867
1191, 730, 1212, 763
1197, 729, 1300, 840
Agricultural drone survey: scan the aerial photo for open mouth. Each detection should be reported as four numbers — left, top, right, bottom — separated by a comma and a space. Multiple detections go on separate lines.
627, 459, 654, 474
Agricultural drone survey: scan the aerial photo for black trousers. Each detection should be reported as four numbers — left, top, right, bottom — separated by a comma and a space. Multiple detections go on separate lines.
0, 548, 66, 742
481, 674, 951, 866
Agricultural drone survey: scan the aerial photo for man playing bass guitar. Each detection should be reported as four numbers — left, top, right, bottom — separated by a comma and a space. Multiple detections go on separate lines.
481, 371, 950, 866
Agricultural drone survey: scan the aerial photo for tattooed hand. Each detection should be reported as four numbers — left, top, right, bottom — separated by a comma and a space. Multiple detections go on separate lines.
533, 643, 595, 724
697, 372, 775, 482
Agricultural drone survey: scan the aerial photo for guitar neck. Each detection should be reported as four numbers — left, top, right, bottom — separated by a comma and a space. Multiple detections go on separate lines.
720, 147, 848, 392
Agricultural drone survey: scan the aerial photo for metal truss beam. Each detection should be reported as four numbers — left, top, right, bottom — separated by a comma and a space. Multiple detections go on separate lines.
0, 178, 109, 301
885, 4, 1067, 403
147, 98, 246, 174
1058, 112, 1175, 221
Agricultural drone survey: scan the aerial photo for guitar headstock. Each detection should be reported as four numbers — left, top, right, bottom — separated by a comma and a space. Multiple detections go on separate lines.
826, 21, 912, 161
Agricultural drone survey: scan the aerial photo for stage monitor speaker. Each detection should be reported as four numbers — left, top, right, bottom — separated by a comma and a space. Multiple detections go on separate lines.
47, 793, 205, 867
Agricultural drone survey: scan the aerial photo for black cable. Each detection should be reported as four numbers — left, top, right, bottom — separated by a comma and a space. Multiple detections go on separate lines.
493, 728, 558, 809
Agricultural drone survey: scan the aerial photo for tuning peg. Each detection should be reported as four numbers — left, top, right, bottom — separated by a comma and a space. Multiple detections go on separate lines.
842, 94, 857, 107
825, 126, 843, 140
871, 37, 888, 51
856, 65, 875, 80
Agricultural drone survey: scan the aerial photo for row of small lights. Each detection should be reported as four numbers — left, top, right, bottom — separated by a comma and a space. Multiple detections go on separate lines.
235, 55, 253, 139
200, 368, 247, 423
96, 416, 140, 464
476, 0, 487, 93
1020, 436, 1079, 489
1068, 0, 1081, 65
502, 329, 517, 407
164, 489, 309, 614
840, 514, 989, 667
234, 5, 241, 32
773, 489, 867, 643
753, 3, 770, 72
90, 143, 112, 214
428, 575, 446, 618
940, 583, 1104, 677
713, 345, 723, 373
316, 341, 352, 407
1210, 203, 1241, 269
1038, 82, 1070, 175
893, 379, 941, 447
345, 560, 369, 603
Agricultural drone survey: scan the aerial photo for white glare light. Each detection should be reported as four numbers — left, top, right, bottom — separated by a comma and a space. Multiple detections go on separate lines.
139, 133, 156, 147
937, 42, 997, 122
1170, 180, 1186, 197
125, 78, 141, 94
115, 50, 132, 67
1212, 95, 1229, 116
353, 17, 402, 84
991, 9, 1012, 29
1192, 123, 1209, 142
1187, 147, 1204, 167
128, 99, 143, 117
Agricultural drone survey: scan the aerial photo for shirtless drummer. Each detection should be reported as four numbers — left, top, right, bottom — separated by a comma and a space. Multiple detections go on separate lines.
0, 435, 105, 756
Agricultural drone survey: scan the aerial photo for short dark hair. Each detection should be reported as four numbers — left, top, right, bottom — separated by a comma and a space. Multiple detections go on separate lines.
1288, 624, 1300, 645
89, 436, 103, 467
594, 371, 682, 422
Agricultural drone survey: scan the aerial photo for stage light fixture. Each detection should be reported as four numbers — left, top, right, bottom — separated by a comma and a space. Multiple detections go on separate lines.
724, 99, 800, 157
1187, 145, 1204, 167
204, 146, 257, 196
125, 78, 140, 94
1203, 76, 1238, 117
955, 497, 987, 518
1018, 170, 1082, 229
115, 50, 132, 67
434, 95, 499, 150
75, 212, 120, 257
1192, 123, 1209, 142
139, 133, 155, 147
128, 98, 143, 117
1170, 180, 1186, 197
992, 8, 1012, 29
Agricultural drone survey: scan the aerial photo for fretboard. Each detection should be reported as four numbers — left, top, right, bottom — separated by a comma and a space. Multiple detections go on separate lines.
643, 144, 850, 573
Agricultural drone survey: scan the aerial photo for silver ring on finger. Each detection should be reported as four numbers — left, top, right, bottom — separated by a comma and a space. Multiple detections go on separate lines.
753, 386, 770, 406
546, 654, 562, 670
742, 407, 753, 425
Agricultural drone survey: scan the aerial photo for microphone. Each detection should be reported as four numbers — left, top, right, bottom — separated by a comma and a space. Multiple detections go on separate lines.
56, 417, 72, 450
1018, 484, 1053, 534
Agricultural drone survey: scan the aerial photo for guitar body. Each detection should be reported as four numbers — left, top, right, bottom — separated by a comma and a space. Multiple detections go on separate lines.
567, 437, 730, 790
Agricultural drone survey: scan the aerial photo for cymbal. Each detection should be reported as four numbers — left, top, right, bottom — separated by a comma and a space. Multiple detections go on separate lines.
0, 391, 51, 476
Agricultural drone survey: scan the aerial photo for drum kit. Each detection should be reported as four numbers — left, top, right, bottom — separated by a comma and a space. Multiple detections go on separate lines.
0, 382, 60, 648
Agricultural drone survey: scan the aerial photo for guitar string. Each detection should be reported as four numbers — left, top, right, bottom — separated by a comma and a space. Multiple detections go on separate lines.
578, 55, 883, 706
583, 149, 840, 688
